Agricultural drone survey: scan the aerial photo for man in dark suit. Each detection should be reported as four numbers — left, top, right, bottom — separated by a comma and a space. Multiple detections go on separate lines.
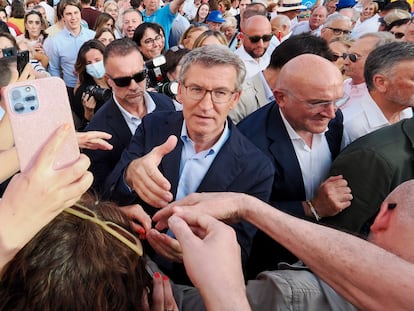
238, 54, 352, 277
84, 38, 176, 195
104, 45, 275, 284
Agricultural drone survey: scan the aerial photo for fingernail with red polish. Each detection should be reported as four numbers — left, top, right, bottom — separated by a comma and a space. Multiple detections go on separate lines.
138, 227, 145, 235
163, 275, 168, 281
154, 272, 161, 278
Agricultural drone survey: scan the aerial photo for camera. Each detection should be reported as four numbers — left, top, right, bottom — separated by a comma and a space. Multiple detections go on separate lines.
145, 55, 168, 89
154, 81, 178, 97
84, 85, 112, 102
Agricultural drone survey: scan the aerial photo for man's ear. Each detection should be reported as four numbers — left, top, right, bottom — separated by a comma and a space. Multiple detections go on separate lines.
370, 201, 393, 233
274, 90, 286, 107
372, 74, 388, 93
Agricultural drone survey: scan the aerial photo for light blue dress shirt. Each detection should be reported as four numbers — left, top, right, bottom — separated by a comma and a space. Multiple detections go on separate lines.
44, 26, 95, 87
175, 120, 230, 200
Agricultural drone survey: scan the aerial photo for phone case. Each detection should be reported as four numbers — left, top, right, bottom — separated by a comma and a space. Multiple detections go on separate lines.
2, 77, 80, 173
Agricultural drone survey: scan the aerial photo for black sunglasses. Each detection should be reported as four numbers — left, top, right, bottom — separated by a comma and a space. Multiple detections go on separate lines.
331, 53, 345, 61
391, 31, 405, 39
246, 34, 273, 43
108, 70, 147, 87
343, 53, 360, 63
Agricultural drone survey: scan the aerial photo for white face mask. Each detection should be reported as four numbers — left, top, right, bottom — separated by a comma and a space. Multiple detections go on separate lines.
85, 60, 105, 79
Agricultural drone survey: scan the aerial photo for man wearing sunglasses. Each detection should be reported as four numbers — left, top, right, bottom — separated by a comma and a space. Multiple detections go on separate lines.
84, 38, 176, 195
325, 42, 414, 237
104, 45, 274, 285
340, 32, 394, 110
235, 15, 273, 80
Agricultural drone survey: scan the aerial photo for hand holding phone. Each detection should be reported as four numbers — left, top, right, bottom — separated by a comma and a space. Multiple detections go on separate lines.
2, 77, 80, 172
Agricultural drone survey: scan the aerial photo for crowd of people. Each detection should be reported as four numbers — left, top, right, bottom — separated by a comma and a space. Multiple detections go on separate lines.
1, 0, 414, 309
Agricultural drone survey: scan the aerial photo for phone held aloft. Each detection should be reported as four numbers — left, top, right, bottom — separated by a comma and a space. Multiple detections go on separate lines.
2, 77, 80, 172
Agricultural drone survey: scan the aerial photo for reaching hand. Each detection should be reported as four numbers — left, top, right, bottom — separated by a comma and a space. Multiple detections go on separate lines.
168, 210, 251, 311
77, 131, 113, 150
125, 135, 177, 208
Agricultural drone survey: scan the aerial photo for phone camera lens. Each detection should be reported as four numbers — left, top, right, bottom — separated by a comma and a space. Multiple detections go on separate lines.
14, 103, 24, 112
12, 90, 21, 100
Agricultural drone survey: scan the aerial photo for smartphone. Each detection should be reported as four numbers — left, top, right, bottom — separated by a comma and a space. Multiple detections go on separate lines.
16, 50, 29, 76
1, 47, 16, 58
2, 77, 79, 173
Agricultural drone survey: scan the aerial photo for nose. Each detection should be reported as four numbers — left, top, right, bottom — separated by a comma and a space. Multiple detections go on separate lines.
320, 102, 336, 118
198, 90, 214, 110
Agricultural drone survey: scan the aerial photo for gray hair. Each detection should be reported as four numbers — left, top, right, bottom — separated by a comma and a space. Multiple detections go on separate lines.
359, 31, 395, 50
178, 45, 246, 91
365, 42, 414, 91
323, 13, 352, 27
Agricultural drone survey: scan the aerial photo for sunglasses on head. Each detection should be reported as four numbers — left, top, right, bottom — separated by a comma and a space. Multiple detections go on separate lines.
108, 69, 147, 87
246, 34, 273, 43
64, 203, 143, 257
343, 52, 360, 63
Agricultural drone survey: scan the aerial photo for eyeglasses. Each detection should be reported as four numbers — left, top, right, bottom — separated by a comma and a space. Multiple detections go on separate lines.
245, 33, 273, 43
183, 84, 237, 104
343, 52, 361, 63
143, 34, 163, 45
64, 203, 143, 257
108, 70, 147, 87
283, 89, 337, 111
326, 27, 351, 36
390, 31, 405, 39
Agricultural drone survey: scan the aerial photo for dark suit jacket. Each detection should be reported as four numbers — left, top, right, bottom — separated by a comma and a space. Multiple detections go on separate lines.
237, 102, 344, 277
104, 111, 275, 284
327, 117, 414, 235
84, 92, 175, 195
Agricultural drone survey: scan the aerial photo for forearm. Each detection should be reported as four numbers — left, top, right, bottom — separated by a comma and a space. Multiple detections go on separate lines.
0, 148, 19, 183
242, 195, 414, 310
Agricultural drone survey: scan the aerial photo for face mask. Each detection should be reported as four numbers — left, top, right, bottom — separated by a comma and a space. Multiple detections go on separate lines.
86, 60, 105, 79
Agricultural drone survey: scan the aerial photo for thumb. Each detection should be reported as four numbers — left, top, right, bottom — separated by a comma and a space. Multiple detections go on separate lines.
152, 135, 178, 159
168, 214, 200, 250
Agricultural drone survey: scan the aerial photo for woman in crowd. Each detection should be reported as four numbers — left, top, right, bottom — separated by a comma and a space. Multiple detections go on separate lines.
351, 1, 380, 38
192, 29, 227, 48
22, 10, 48, 68
0, 195, 178, 311
95, 26, 116, 46
191, 2, 209, 26
179, 24, 207, 49
133, 22, 165, 60
221, 15, 238, 51
94, 12, 115, 33
103, 0, 122, 38
73, 40, 110, 130
8, 0, 25, 33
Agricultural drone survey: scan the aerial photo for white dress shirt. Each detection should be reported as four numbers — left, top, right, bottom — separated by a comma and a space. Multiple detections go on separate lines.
234, 45, 271, 80
342, 94, 413, 144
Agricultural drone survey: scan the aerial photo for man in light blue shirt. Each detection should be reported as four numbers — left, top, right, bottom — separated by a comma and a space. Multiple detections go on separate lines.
44, 0, 95, 91
142, 0, 187, 49
105, 45, 274, 285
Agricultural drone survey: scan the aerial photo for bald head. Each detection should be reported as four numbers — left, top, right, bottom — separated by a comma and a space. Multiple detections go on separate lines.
369, 179, 414, 262
242, 15, 272, 60
274, 54, 343, 137
277, 54, 343, 93
244, 15, 272, 32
